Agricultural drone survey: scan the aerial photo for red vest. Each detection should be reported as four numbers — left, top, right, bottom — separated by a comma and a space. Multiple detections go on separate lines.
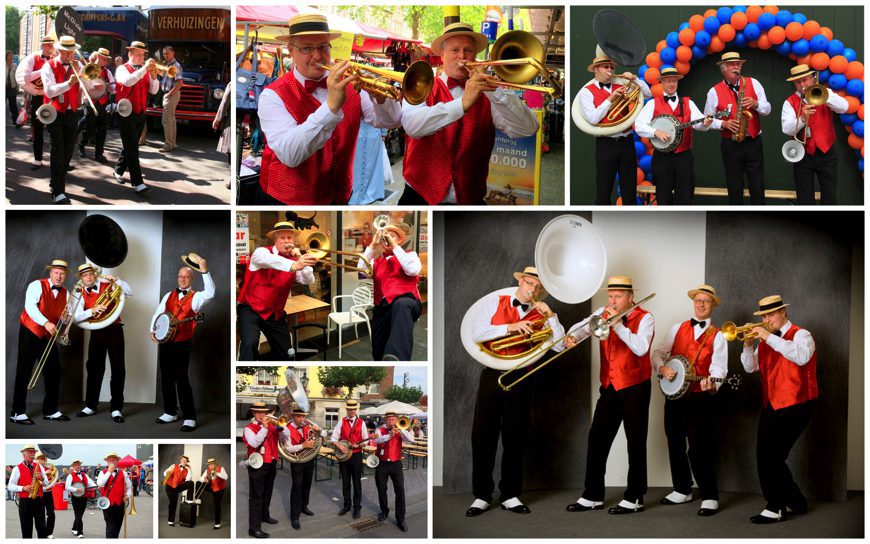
259, 72, 361, 204
166, 464, 188, 488
19, 279, 68, 339
165, 290, 197, 342
340, 417, 365, 453
97, 66, 111, 106
70, 470, 84, 485
376, 426, 404, 462
373, 254, 421, 305
671, 320, 719, 393
245, 421, 279, 464
30, 54, 47, 90
599, 307, 653, 390
101, 470, 127, 506
585, 81, 624, 108
115, 63, 150, 114
17, 462, 42, 499
482, 295, 546, 356
787, 93, 836, 155
653, 95, 694, 154
237, 247, 297, 320
758, 324, 819, 410
43, 60, 81, 112
403, 77, 495, 204
713, 78, 761, 139
208, 466, 226, 491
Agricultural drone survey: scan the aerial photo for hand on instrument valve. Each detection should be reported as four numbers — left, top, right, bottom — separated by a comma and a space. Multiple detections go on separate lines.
659, 365, 677, 381
699, 377, 715, 392
145, 58, 157, 71
620, 71, 637, 82
800, 104, 816, 124
44, 322, 58, 336
563, 333, 578, 349
654, 129, 671, 142
302, 437, 315, 449
93, 302, 109, 316
750, 325, 770, 342
461, 70, 499, 112
23, 484, 34, 493
740, 96, 758, 110
723, 118, 741, 133
507, 320, 536, 336
326, 60, 359, 115
533, 301, 554, 319
291, 254, 317, 271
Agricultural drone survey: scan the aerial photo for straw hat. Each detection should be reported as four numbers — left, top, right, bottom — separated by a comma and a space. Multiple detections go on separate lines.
604, 275, 635, 291
687, 284, 721, 306
45, 259, 70, 271
512, 266, 540, 282
658, 67, 684, 81
753, 295, 790, 316
126, 41, 148, 53
250, 401, 270, 413
716, 51, 747, 65
431, 22, 488, 56
787, 64, 816, 82
266, 221, 297, 240
345, 399, 360, 410
77, 263, 96, 277
55, 36, 80, 52
587, 54, 615, 73
277, 14, 341, 43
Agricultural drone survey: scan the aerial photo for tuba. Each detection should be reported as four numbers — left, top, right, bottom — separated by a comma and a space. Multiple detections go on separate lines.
276, 368, 323, 464
76, 215, 129, 330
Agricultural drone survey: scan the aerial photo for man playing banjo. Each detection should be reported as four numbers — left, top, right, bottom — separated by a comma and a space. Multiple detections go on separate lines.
66, 459, 97, 538
650, 284, 728, 516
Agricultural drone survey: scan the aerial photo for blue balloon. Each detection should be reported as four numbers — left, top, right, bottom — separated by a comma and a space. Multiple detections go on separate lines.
775, 42, 792, 56
660, 47, 677, 65
694, 30, 712, 48
666, 31, 681, 49
636, 196, 644, 205
704, 16, 721, 34
679, 22, 690, 31
827, 39, 845, 57
638, 154, 653, 173
859, 158, 864, 173
840, 113, 857, 126
791, 39, 810, 57
691, 45, 707, 61
809, 34, 829, 53
774, 10, 792, 28
732, 5, 747, 13
743, 23, 761, 41
717, 7, 733, 24
635, 141, 647, 157
733, 32, 747, 49
638, 65, 648, 80
828, 73, 847, 91
818, 69, 831, 84
846, 78, 864, 98
843, 48, 858, 62
792, 13, 807, 24
853, 120, 864, 138
758, 12, 776, 31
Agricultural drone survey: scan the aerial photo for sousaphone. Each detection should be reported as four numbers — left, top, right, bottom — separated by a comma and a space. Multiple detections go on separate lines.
277, 368, 322, 463
78, 215, 128, 330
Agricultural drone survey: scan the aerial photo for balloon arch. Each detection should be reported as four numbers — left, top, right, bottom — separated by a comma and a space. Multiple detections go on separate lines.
621, 5, 864, 205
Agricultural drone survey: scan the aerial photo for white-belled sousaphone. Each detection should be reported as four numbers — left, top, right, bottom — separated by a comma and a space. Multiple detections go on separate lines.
77, 215, 128, 330
276, 368, 322, 463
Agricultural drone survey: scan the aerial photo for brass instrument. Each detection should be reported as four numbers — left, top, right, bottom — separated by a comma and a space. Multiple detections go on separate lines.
29, 282, 84, 390
293, 232, 373, 276
481, 316, 551, 358
783, 78, 828, 163
732, 75, 753, 143
721, 321, 770, 342
28, 462, 44, 499
79, 274, 126, 329
603, 76, 642, 124
396, 415, 412, 431
71, 50, 99, 115
373, 214, 391, 232
317, 60, 434, 105
274, 369, 323, 464
460, 30, 562, 97
149, 62, 178, 79
264, 414, 288, 427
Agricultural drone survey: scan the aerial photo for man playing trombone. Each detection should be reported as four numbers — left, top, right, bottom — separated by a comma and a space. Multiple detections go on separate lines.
198, 457, 228, 530
257, 14, 402, 205
113, 40, 158, 194
286, 407, 327, 530
163, 455, 194, 527
66, 459, 97, 538
244, 402, 290, 538
7, 445, 49, 538
96, 452, 132, 539
373, 411, 416, 532
564, 276, 654, 515
11, 259, 73, 425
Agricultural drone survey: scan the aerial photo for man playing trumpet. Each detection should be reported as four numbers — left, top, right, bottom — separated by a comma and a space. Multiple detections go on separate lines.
7, 445, 49, 538
244, 402, 290, 538
96, 452, 132, 539
66, 459, 97, 538
199, 457, 228, 530
163, 455, 194, 527
113, 41, 158, 194
373, 411, 416, 532
286, 407, 328, 530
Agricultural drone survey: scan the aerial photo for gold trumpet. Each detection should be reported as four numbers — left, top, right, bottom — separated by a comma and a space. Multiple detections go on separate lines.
293, 232, 373, 276
459, 30, 562, 97
149, 62, 178, 78
317, 60, 434, 105
264, 414, 288, 427
721, 321, 770, 342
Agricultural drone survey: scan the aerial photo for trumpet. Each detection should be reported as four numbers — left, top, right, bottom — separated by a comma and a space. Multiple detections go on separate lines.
721, 321, 770, 342
458, 30, 562, 97
264, 414, 288, 427
317, 60, 434, 105
149, 62, 178, 79
373, 214, 391, 232
396, 415, 412, 431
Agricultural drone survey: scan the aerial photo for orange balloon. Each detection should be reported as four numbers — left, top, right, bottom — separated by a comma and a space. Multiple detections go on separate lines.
845, 61, 864, 81
847, 134, 863, 150
859, 104, 864, 121
689, 14, 705, 32
749, 40, 759, 49
650, 83, 664, 97
703, 9, 717, 18
639, 180, 653, 187
767, 26, 786, 45
644, 67, 661, 85
731, 12, 748, 30
796, 54, 812, 66
756, 33, 772, 50
675, 61, 691, 75
810, 53, 830, 71
676, 45, 693, 63
679, 28, 695, 46
845, 96, 860, 115
657, 40, 667, 53
636, 168, 645, 182
646, 51, 663, 69
708, 36, 725, 53
746, 5, 763, 23
829, 55, 849, 74
763, 5, 779, 14
837, 89, 848, 97
784, 22, 804, 42
787, 52, 796, 61
616, 197, 623, 205
802, 20, 821, 40
819, 26, 834, 40
718, 24, 736, 43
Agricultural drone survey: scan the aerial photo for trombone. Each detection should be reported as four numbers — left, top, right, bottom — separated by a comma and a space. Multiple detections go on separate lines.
29, 282, 84, 390
721, 321, 770, 342
317, 60, 434, 105
293, 232, 373, 276
458, 30, 562, 97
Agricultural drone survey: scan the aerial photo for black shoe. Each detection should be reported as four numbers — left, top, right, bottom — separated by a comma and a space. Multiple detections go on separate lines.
67, 165, 76, 172
52, 194, 71, 205
249, 529, 269, 538
43, 414, 71, 421
397, 521, 408, 532
301, 507, 314, 516
9, 416, 34, 425
113, 415, 124, 423
338, 506, 350, 516
698, 508, 719, 516
79, 146, 85, 158
608, 503, 644, 515
76, 410, 95, 417
291, 519, 300, 530
377, 512, 387, 521
465, 506, 489, 517
181, 424, 196, 432
263, 517, 279, 525
352, 509, 361, 519
787, 503, 808, 515
30, 163, 42, 170
566, 502, 603, 512
750, 513, 785, 524
95, 155, 109, 164
500, 504, 531, 514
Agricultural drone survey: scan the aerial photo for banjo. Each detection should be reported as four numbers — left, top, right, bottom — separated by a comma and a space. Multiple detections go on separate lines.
152, 312, 204, 343
650, 106, 731, 153
658, 355, 741, 400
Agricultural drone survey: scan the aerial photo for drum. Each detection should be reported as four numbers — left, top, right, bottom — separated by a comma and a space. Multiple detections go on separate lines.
152, 312, 175, 343
649, 114, 683, 152
658, 355, 693, 400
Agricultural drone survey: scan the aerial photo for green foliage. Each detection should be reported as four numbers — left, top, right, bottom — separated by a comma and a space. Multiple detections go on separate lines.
331, 6, 487, 43
6, 7, 21, 53
384, 384, 423, 404
34, 6, 59, 17
237, 366, 280, 378
318, 366, 387, 397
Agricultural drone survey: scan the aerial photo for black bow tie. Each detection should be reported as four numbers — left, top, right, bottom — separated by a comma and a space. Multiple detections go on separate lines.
62, 63, 70, 67
599, 82, 611, 90
50, 285, 62, 291
176, 288, 188, 295
665, 95, 677, 102
512, 298, 529, 312
132, 65, 142, 70
690, 318, 706, 328
727, 82, 739, 93
41, 56, 50, 60
772, 330, 782, 337
87, 286, 98, 293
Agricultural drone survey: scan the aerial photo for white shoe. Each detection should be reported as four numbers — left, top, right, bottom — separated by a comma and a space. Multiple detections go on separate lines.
77, 535, 84, 539
168, 521, 174, 526
156, 413, 178, 423
133, 183, 150, 194
47, 535, 54, 539
113, 171, 124, 183
662, 490, 693, 504
71, 529, 78, 535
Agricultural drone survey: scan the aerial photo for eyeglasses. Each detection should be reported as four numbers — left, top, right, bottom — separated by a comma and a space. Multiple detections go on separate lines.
294, 44, 332, 56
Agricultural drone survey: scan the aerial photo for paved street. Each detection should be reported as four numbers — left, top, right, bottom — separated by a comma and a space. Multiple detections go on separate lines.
5, 493, 153, 538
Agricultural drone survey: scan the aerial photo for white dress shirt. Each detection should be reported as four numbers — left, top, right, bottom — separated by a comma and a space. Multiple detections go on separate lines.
24, 279, 64, 327
16, 52, 50, 90
567, 306, 655, 357
330, 416, 370, 444
635, 94, 719, 140
470, 290, 566, 351
651, 317, 728, 389
360, 246, 421, 277
114, 63, 159, 95
741, 321, 816, 372
576, 77, 652, 138
96, 469, 132, 499
781, 91, 849, 137
65, 470, 96, 490
7, 463, 48, 493
704, 77, 771, 134
163, 464, 193, 482
200, 466, 228, 482
73, 277, 133, 323
247, 246, 315, 285
149, 272, 215, 330
258, 68, 402, 168
244, 418, 291, 450
40, 59, 83, 101
285, 421, 328, 453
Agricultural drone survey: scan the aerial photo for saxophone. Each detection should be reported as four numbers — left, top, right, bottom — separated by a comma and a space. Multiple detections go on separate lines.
731, 75, 753, 143
29, 463, 43, 499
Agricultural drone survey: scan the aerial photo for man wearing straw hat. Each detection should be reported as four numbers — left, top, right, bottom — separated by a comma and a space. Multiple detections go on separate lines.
400, 22, 539, 205
330, 399, 371, 519
564, 275, 654, 515
373, 411, 416, 532
35, 451, 60, 538
781, 64, 849, 205
198, 457, 228, 530
703, 51, 771, 205
577, 52, 652, 205
740, 295, 817, 524
635, 67, 716, 205
41, 35, 86, 205
243, 401, 290, 538
257, 14, 402, 205
15, 36, 55, 172
236, 221, 317, 361
77, 47, 115, 163
651, 285, 728, 516
10, 259, 72, 426
466, 267, 564, 517
358, 222, 422, 361
7, 445, 49, 538
163, 455, 194, 527
96, 452, 132, 538
65, 459, 97, 538
286, 406, 327, 530
113, 40, 158, 194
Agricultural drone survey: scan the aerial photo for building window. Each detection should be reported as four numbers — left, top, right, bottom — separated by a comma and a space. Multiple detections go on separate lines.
325, 408, 339, 430
368, 383, 380, 394
257, 369, 272, 385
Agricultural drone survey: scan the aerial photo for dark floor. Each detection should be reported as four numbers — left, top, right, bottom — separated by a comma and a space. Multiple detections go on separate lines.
158, 504, 232, 539
433, 486, 864, 538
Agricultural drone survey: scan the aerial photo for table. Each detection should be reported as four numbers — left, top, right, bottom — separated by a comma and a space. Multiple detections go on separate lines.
284, 295, 330, 359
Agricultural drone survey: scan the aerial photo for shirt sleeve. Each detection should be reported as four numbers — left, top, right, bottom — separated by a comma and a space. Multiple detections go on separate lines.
360, 421, 370, 441
781, 98, 802, 136
359, 90, 402, 129
25, 280, 50, 326
148, 74, 159, 95
191, 272, 215, 313
244, 425, 268, 448
545, 314, 568, 352
72, 289, 92, 323
689, 99, 715, 131
826, 91, 849, 114
115, 64, 146, 88
633, 99, 657, 139
96, 470, 110, 487
295, 265, 315, 285
390, 247, 422, 277
752, 78, 771, 116
15, 55, 32, 87
763, 328, 815, 366
611, 312, 655, 356
373, 428, 389, 444
184, 469, 193, 482
114, 277, 133, 297
360, 246, 375, 271
741, 345, 759, 373
163, 465, 174, 476
401, 95, 465, 139
218, 467, 228, 480
709, 331, 729, 388
703, 87, 719, 117
65, 475, 73, 488
566, 306, 605, 345
257, 87, 343, 167
487, 88, 540, 139
7, 466, 21, 492
578, 85, 611, 125
330, 425, 342, 444
651, 323, 680, 372
42, 62, 74, 99
470, 293, 508, 343
249, 246, 294, 272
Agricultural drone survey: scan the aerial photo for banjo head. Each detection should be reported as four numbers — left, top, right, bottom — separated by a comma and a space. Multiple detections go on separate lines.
649, 114, 682, 153
153, 313, 172, 341
659, 355, 692, 399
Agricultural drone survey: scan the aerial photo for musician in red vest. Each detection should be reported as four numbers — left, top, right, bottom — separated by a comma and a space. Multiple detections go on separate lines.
96, 452, 132, 538
149, 254, 214, 432
15, 36, 55, 171
73, 263, 133, 423
236, 221, 316, 361
781, 64, 849, 205
199, 457, 228, 530
330, 399, 371, 518
358, 222, 421, 361
741, 295, 818, 524
467, 267, 564, 516
11, 259, 72, 425
113, 40, 158, 194
703, 51, 771, 205
163, 455, 194, 527
286, 407, 327, 530
257, 14, 401, 205
564, 275, 654, 515
77, 48, 115, 163
401, 22, 539, 205
651, 284, 728, 516
65, 459, 97, 537
40, 35, 86, 205
635, 67, 716, 205
243, 401, 290, 538
577, 53, 652, 205
6, 445, 49, 538
373, 411, 416, 532
34, 451, 60, 538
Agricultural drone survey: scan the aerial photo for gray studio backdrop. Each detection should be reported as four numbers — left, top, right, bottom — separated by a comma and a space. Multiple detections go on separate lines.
159, 444, 231, 521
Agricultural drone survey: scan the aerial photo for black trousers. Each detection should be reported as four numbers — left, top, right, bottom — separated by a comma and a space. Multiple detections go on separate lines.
375, 460, 405, 522
653, 149, 695, 205
102, 503, 124, 538
372, 295, 422, 361
41, 490, 55, 535
237, 304, 293, 361
664, 392, 719, 500
84, 323, 125, 412
339, 452, 363, 509
398, 183, 429, 205
12, 325, 61, 416
794, 147, 838, 204
757, 400, 815, 512
8, 88, 20, 124
290, 459, 314, 521
158, 340, 195, 420
471, 366, 533, 503
18, 496, 47, 538
46, 109, 79, 197
28, 95, 45, 162
115, 111, 145, 186
132, 476, 139, 495
202, 486, 225, 524
78, 99, 108, 156
595, 135, 637, 205
720, 135, 765, 204
166, 481, 194, 523
70, 495, 87, 535
583, 380, 651, 503
247, 461, 276, 532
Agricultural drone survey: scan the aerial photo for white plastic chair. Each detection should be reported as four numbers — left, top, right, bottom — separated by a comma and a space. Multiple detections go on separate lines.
326, 286, 373, 359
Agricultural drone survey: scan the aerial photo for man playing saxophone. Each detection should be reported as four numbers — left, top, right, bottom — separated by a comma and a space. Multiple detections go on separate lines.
7, 445, 49, 538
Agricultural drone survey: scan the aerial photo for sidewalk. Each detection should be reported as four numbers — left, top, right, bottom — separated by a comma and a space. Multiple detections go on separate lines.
5, 493, 153, 538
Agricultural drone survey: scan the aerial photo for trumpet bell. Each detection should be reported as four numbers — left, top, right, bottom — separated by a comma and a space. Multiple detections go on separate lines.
396, 416, 412, 430
535, 215, 607, 304
304, 232, 330, 259
81, 63, 103, 81
489, 30, 546, 84
36, 104, 57, 125
782, 140, 805, 163
373, 214, 391, 232
402, 61, 435, 106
